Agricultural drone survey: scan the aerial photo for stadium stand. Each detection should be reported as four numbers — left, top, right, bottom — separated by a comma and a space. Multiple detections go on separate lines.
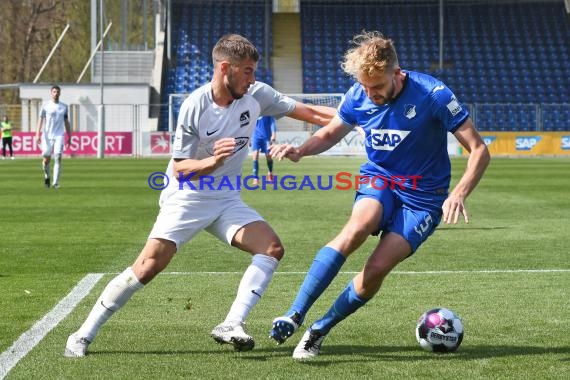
161, 0, 569, 132
160, 0, 272, 130
299, 0, 570, 131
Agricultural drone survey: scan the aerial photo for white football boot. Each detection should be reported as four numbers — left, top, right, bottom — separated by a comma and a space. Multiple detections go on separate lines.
64, 332, 91, 357
211, 322, 255, 351
293, 329, 326, 360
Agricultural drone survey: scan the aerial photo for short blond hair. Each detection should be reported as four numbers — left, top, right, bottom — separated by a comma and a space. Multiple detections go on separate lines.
342, 31, 399, 79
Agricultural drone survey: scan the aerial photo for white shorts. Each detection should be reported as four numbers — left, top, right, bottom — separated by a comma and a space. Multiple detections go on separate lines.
41, 135, 64, 157
148, 196, 264, 250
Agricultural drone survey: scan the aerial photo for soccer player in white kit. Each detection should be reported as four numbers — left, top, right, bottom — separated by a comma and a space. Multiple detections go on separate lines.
35, 85, 72, 189
64, 34, 335, 357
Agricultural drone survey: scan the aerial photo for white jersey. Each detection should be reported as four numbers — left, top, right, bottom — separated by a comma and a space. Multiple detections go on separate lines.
160, 81, 296, 202
40, 100, 69, 139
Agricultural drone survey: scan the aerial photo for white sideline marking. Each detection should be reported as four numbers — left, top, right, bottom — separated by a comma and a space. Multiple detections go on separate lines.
0, 273, 103, 380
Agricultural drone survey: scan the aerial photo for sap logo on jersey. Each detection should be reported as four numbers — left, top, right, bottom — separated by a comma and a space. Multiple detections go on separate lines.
370, 129, 410, 151
515, 136, 541, 150
561, 136, 570, 150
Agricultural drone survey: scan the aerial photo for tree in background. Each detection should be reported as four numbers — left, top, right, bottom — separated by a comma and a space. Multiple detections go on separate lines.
0, 0, 155, 104
0, 1, 89, 103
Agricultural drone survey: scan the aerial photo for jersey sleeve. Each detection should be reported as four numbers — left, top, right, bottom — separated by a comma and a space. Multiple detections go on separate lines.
171, 97, 200, 159
337, 87, 358, 127
249, 82, 296, 119
429, 85, 469, 133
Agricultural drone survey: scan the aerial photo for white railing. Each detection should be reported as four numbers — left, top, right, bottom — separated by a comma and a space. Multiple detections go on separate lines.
3, 100, 570, 157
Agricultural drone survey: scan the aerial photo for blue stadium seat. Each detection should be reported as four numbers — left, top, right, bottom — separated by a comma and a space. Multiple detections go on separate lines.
159, 0, 273, 130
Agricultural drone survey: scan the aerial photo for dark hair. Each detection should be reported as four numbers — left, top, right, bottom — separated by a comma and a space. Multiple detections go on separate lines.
212, 34, 259, 65
51, 84, 61, 91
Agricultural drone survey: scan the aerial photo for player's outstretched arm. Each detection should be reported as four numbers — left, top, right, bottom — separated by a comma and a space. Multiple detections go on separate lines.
269, 144, 302, 162
270, 115, 351, 162
443, 119, 490, 224
287, 102, 337, 127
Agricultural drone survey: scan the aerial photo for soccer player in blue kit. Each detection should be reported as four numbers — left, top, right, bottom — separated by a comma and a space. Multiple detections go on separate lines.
251, 115, 277, 184
269, 31, 490, 359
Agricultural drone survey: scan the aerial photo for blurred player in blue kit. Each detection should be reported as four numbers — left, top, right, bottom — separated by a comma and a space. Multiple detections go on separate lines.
251, 115, 277, 185
269, 31, 490, 359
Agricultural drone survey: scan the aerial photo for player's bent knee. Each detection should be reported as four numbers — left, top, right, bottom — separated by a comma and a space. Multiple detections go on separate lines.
264, 240, 284, 260
337, 224, 371, 249
132, 239, 176, 283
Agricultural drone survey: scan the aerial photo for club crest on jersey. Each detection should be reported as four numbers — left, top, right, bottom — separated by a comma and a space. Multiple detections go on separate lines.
404, 104, 416, 119
370, 129, 410, 151
446, 96, 462, 116
239, 111, 250, 127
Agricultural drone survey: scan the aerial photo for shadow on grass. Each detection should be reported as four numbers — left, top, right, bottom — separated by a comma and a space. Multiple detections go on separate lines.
267, 344, 570, 365
93, 344, 569, 364
437, 226, 509, 231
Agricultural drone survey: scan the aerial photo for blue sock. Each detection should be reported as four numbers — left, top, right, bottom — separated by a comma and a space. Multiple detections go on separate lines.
267, 159, 273, 173
311, 281, 368, 335
253, 160, 259, 177
288, 247, 346, 322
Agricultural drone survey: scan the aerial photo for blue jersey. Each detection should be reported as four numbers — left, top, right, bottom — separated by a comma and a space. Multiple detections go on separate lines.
253, 116, 276, 141
338, 71, 469, 193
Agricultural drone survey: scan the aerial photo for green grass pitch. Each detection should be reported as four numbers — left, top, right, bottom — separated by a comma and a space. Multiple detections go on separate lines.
0, 156, 569, 379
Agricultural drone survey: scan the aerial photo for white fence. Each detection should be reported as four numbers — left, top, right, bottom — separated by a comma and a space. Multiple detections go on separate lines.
4, 98, 570, 157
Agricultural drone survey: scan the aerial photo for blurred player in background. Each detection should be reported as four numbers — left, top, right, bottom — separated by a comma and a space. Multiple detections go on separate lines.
35, 85, 72, 189
251, 115, 277, 185
64, 34, 335, 357
269, 31, 490, 359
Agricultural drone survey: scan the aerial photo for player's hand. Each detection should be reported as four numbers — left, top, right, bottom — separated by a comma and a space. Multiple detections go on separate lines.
269, 143, 301, 162
35, 136, 41, 147
212, 138, 236, 164
442, 195, 469, 224
66, 137, 72, 148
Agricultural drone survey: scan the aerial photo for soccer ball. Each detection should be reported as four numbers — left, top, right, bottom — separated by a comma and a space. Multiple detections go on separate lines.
415, 308, 464, 353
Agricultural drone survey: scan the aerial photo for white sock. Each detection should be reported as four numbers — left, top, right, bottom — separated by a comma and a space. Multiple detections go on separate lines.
53, 156, 61, 185
224, 254, 279, 325
42, 162, 50, 179
77, 267, 144, 342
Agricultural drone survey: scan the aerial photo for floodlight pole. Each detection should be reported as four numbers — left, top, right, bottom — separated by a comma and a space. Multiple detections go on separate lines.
97, 0, 105, 159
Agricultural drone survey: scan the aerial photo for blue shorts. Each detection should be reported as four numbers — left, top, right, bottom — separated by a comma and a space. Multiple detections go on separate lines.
355, 181, 445, 254
251, 137, 270, 153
